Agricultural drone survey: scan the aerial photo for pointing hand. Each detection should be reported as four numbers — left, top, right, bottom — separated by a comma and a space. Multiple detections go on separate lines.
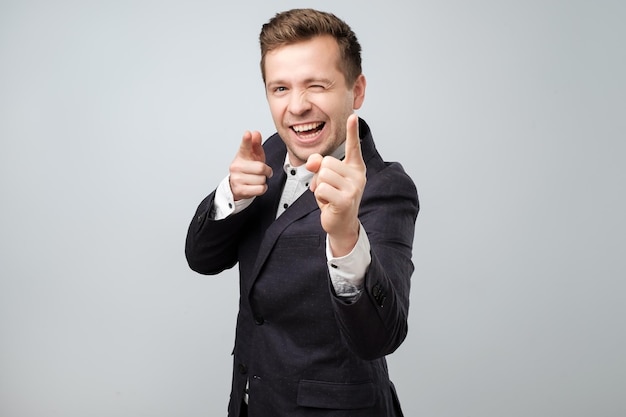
306, 114, 366, 256
229, 130, 273, 201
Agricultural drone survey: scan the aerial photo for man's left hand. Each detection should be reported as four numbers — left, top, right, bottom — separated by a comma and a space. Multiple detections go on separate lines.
306, 114, 366, 257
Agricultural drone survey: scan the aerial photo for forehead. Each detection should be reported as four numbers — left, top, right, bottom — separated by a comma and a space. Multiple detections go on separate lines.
264, 35, 343, 81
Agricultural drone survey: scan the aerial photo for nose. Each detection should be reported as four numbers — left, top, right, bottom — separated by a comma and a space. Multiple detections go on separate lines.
287, 90, 312, 116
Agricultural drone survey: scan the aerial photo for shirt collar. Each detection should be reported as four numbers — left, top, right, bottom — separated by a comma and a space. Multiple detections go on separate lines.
282, 142, 347, 177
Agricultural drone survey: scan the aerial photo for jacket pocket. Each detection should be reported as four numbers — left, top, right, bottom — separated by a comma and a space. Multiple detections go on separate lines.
296, 379, 376, 410
274, 234, 320, 250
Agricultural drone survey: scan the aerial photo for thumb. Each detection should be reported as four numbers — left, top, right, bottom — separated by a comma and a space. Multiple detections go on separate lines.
306, 153, 323, 191
306, 153, 323, 173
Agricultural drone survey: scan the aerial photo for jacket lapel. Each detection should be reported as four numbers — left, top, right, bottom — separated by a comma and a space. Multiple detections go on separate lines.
248, 189, 319, 291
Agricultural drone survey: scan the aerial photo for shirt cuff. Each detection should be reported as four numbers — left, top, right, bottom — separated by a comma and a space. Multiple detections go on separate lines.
212, 175, 255, 220
326, 222, 371, 299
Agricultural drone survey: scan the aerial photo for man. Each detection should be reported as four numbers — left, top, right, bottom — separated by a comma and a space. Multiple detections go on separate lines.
186, 8, 419, 417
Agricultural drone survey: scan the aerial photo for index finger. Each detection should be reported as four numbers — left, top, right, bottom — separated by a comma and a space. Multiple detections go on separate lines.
343, 113, 363, 165
238, 130, 265, 162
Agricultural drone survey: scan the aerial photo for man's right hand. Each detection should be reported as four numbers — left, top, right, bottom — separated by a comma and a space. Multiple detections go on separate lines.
228, 130, 273, 201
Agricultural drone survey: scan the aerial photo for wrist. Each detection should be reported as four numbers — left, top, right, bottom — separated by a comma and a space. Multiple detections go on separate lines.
328, 221, 360, 257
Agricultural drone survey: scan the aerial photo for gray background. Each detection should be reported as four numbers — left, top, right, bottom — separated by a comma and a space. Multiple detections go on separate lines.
1, 0, 624, 416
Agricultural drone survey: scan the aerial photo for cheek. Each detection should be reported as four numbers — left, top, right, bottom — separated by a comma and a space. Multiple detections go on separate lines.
268, 106, 285, 125
267, 97, 286, 116
325, 95, 353, 118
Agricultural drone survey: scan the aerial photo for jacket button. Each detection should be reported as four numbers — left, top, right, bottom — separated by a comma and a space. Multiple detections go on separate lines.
371, 283, 386, 307
372, 283, 381, 297
254, 315, 264, 325
378, 294, 387, 307
238, 363, 248, 374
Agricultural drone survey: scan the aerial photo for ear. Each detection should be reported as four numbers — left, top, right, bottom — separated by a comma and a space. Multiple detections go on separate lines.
352, 74, 366, 110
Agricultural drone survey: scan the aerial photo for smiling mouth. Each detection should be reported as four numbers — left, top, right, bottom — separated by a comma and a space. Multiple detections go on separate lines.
291, 122, 325, 140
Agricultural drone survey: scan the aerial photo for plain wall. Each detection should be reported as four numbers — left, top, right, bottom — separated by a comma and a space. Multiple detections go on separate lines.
1, 1, 624, 416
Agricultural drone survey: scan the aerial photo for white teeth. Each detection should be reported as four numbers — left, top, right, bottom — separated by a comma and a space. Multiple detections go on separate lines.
292, 122, 322, 133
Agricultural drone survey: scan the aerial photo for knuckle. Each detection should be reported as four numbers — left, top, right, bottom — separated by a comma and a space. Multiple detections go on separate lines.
321, 155, 334, 167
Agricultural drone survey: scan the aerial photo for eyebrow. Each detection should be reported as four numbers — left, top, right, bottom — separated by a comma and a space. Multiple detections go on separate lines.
304, 77, 333, 85
266, 77, 334, 88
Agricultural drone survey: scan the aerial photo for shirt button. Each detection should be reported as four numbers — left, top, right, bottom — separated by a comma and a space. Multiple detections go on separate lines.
283, 203, 288, 209
290, 169, 296, 175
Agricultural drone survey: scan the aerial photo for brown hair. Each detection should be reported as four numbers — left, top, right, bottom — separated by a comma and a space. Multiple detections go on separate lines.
259, 8, 362, 86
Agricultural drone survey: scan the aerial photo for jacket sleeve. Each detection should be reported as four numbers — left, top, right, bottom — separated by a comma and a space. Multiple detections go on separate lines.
185, 190, 251, 275
331, 162, 419, 360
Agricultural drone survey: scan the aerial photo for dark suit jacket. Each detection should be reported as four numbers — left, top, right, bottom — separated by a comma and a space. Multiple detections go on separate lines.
186, 118, 419, 417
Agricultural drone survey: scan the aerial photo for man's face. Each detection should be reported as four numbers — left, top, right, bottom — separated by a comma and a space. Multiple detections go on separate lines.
264, 35, 366, 167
